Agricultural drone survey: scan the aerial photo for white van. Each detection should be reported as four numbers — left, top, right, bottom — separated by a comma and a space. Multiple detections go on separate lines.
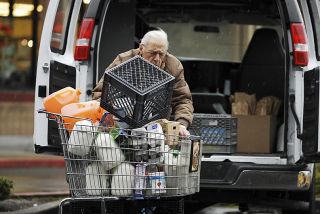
34, 0, 320, 213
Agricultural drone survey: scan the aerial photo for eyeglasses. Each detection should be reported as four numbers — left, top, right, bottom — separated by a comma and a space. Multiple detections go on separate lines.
145, 50, 166, 58
142, 44, 167, 58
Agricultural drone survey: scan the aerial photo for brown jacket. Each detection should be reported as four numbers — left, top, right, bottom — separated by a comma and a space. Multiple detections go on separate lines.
92, 49, 193, 127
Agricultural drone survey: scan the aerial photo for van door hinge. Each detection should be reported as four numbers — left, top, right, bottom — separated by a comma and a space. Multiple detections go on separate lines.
289, 94, 305, 140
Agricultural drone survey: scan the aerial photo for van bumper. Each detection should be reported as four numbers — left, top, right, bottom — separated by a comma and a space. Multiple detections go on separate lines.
200, 161, 313, 191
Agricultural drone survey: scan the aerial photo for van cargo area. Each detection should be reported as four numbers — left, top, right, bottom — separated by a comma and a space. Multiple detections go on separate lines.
97, 0, 286, 163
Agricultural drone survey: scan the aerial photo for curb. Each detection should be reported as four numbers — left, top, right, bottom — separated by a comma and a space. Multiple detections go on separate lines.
0, 158, 65, 168
13, 191, 69, 197
0, 192, 69, 214
0, 200, 61, 214
0, 91, 34, 102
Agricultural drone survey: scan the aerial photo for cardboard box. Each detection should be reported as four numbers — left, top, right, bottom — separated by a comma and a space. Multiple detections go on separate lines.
153, 119, 180, 146
234, 115, 277, 153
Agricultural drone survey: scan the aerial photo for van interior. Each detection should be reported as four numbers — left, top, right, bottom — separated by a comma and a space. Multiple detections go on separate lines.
97, 0, 285, 156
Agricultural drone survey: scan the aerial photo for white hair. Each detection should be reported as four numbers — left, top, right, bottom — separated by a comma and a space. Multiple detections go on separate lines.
140, 29, 169, 51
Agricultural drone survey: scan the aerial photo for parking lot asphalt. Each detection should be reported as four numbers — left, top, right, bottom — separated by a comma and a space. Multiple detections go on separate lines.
0, 136, 68, 213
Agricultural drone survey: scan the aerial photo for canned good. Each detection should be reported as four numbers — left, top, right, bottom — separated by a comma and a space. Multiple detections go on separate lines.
134, 164, 147, 196
149, 171, 166, 194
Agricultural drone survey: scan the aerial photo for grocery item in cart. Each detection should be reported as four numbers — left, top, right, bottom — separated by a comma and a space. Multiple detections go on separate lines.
43, 87, 81, 113
85, 162, 110, 196
134, 163, 147, 197
111, 163, 135, 196
164, 142, 190, 196
155, 119, 180, 146
146, 123, 165, 163
95, 133, 125, 170
149, 171, 166, 194
132, 144, 149, 162
95, 132, 125, 170
61, 100, 106, 130
164, 145, 183, 168
146, 123, 164, 147
67, 120, 96, 156
39, 110, 202, 204
128, 127, 148, 146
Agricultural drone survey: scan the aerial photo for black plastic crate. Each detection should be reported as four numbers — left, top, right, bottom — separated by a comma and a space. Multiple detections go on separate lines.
100, 56, 175, 128
189, 113, 237, 154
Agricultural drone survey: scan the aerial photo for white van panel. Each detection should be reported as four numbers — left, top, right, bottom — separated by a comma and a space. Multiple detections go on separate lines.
34, 0, 83, 148
34, 0, 59, 147
78, 63, 93, 102
287, 71, 304, 164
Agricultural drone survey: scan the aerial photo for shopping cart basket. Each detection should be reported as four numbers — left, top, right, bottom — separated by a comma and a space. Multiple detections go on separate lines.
38, 110, 202, 214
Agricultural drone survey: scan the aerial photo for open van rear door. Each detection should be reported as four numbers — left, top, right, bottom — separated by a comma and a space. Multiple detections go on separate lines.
300, 0, 320, 162
34, 0, 83, 154
302, 68, 320, 162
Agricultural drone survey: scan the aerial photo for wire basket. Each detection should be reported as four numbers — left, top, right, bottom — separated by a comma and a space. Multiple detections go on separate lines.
100, 55, 175, 128
39, 110, 201, 200
189, 113, 237, 154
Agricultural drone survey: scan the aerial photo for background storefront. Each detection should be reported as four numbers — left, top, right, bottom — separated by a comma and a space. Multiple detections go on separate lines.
0, 0, 50, 91
0, 0, 89, 135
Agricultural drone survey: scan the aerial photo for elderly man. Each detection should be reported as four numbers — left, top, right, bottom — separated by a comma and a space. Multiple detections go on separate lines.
92, 29, 193, 135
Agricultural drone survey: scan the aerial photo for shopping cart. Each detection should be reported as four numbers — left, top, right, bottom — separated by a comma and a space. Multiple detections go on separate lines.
38, 110, 202, 214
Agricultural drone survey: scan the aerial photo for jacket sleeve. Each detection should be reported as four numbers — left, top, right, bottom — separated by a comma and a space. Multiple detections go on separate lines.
92, 55, 122, 100
171, 61, 194, 127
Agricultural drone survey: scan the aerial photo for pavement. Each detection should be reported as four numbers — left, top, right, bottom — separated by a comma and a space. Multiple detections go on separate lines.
0, 136, 65, 169
0, 135, 67, 213
0, 200, 61, 214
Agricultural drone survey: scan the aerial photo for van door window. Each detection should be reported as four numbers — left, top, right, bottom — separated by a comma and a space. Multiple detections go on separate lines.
50, 0, 75, 54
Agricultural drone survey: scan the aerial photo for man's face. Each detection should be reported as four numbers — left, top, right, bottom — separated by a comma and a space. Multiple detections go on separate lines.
139, 41, 167, 67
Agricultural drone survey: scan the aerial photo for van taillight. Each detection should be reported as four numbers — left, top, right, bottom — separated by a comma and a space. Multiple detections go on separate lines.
74, 18, 95, 61
290, 23, 309, 66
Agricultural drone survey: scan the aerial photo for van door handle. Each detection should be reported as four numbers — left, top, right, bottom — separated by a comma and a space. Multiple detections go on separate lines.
42, 63, 49, 73
289, 94, 304, 140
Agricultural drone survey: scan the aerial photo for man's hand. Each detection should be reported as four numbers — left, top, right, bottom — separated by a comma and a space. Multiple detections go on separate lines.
179, 124, 190, 137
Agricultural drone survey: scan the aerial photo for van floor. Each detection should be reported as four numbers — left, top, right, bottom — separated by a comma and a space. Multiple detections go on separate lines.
203, 153, 284, 157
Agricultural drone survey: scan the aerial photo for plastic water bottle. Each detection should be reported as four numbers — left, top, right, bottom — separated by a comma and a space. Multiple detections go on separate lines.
43, 87, 81, 113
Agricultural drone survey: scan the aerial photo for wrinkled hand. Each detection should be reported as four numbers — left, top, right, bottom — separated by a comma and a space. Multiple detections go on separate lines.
179, 125, 190, 137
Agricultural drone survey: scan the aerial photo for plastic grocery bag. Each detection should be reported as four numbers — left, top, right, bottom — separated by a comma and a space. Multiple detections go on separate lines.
111, 163, 135, 196
85, 162, 110, 195
68, 120, 96, 156
95, 133, 125, 170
